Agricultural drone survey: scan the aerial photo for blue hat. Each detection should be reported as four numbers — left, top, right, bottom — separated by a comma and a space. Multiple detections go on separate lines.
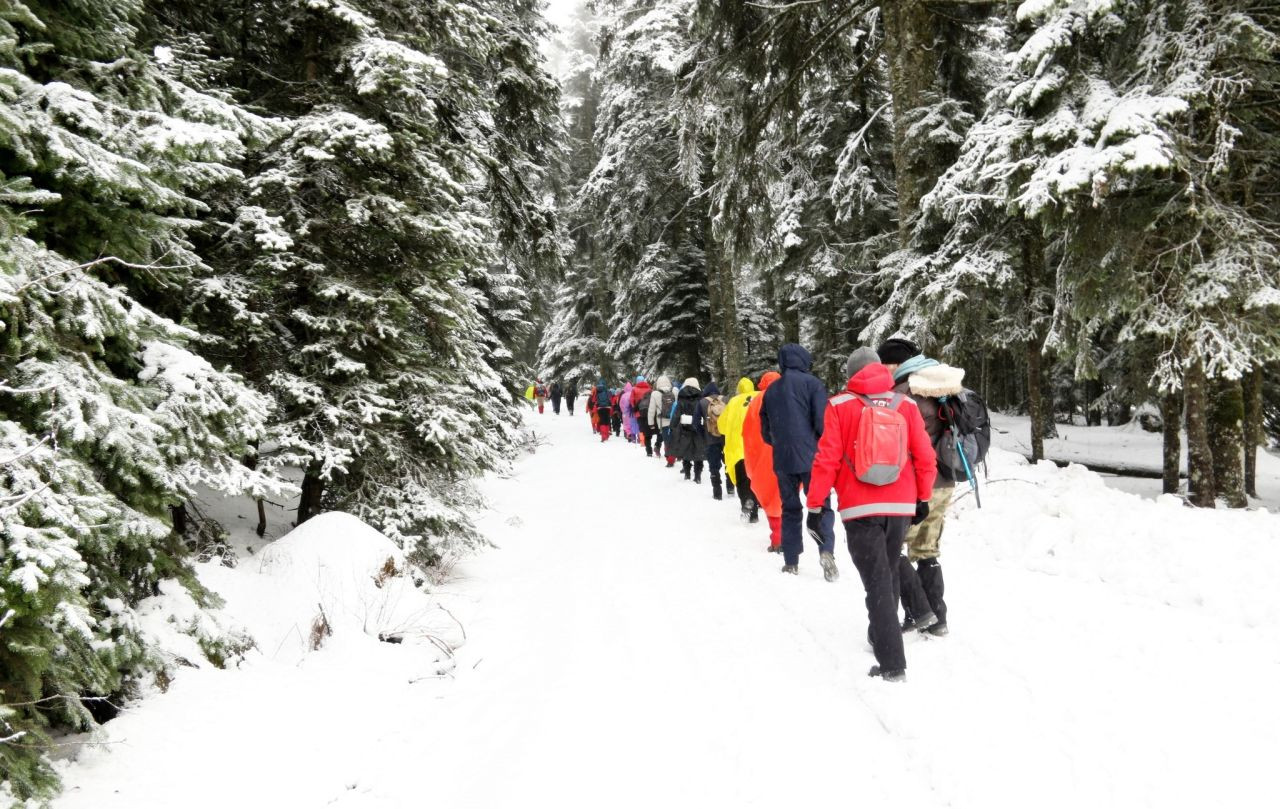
636, 375, 646, 383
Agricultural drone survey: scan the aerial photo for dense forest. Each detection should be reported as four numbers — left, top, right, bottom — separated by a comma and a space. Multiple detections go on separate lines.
0, 0, 1276, 801
540, 0, 1279, 508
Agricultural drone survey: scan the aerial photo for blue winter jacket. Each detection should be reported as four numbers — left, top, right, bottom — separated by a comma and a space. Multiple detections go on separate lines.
760, 344, 829, 474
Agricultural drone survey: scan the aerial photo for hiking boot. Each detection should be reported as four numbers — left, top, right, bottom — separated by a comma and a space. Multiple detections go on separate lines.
924, 622, 949, 637
713, 491, 723, 500
666, 457, 675, 468
748, 508, 760, 524
740, 507, 751, 522
901, 611, 939, 634
819, 551, 839, 583
767, 544, 783, 554
694, 475, 702, 484
781, 564, 798, 575
726, 483, 735, 496
683, 470, 691, 480
868, 665, 906, 682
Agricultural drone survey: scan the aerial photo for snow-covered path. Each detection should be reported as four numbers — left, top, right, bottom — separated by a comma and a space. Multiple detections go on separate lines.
55, 412, 1280, 808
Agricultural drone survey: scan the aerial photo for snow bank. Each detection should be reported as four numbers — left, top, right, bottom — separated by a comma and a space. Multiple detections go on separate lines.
954, 449, 1280, 629
195, 511, 451, 665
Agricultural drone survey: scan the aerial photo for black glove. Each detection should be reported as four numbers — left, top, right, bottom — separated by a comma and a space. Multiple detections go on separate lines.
912, 500, 930, 525
805, 511, 824, 539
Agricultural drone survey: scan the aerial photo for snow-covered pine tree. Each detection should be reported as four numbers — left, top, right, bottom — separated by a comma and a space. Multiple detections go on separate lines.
537, 3, 610, 385
0, 1, 284, 798
464, 0, 565, 382
179, 0, 541, 556
581, 0, 711, 378
879, 0, 1279, 491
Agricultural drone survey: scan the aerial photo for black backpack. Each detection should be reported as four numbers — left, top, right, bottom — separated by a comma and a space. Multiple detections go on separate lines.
659, 388, 676, 418
637, 391, 653, 420
936, 389, 992, 480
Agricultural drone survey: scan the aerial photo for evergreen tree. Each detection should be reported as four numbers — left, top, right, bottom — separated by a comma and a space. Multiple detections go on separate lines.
0, 1, 283, 796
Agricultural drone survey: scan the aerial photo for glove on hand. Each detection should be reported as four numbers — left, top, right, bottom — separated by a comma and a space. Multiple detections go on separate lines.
912, 500, 930, 526
805, 511, 824, 540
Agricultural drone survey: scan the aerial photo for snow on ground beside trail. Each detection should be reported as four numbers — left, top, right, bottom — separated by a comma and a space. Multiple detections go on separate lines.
991, 411, 1280, 510
51, 410, 1280, 809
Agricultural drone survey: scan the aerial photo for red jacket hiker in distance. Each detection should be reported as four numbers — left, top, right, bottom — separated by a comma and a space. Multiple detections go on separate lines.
806, 362, 937, 521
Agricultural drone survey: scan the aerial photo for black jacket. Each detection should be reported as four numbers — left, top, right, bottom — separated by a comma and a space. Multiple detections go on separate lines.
668, 384, 707, 460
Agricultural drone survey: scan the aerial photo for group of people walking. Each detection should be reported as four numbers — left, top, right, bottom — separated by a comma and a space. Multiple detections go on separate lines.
534, 338, 990, 683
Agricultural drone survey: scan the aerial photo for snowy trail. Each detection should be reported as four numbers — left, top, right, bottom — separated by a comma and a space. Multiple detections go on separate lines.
55, 412, 1279, 808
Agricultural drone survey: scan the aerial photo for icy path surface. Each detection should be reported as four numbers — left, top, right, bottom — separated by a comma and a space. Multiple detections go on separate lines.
55, 413, 1279, 808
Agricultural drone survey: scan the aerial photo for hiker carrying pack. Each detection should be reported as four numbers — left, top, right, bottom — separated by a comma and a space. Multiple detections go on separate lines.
936, 389, 991, 483
848, 393, 909, 485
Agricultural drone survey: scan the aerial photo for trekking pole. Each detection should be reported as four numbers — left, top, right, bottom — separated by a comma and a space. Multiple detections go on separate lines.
952, 424, 981, 509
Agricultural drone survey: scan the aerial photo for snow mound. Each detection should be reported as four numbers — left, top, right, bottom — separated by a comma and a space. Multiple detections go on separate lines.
257, 510, 406, 583
956, 449, 1280, 629
198, 511, 454, 667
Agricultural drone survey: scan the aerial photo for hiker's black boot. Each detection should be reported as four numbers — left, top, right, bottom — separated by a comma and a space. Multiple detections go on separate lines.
868, 665, 906, 682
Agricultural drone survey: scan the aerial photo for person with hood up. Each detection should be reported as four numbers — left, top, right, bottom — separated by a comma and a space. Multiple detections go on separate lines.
565, 380, 577, 416
878, 338, 966, 637
700, 382, 728, 499
631, 376, 655, 455
593, 378, 613, 442
620, 381, 636, 442
668, 378, 708, 482
805, 348, 937, 682
647, 375, 677, 463
760, 344, 837, 581
743, 371, 783, 550
719, 376, 759, 522
550, 381, 563, 415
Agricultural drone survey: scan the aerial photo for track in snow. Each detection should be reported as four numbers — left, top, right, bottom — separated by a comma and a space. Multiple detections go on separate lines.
54, 411, 1278, 808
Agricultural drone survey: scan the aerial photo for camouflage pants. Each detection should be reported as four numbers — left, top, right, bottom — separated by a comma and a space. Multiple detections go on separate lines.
906, 484, 954, 561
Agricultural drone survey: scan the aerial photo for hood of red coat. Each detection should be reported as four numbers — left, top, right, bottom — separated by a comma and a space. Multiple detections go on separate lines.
846, 363, 895, 396
758, 371, 781, 391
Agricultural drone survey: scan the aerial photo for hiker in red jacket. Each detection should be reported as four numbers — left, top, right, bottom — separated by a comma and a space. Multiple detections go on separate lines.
806, 348, 937, 683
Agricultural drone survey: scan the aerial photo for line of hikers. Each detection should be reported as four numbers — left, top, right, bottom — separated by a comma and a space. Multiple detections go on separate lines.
536, 339, 991, 683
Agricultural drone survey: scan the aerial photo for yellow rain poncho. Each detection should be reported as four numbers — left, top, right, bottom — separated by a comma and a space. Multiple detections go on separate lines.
718, 376, 756, 485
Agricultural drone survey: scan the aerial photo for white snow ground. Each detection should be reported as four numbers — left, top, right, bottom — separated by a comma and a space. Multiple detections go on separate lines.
50, 411, 1280, 809
991, 412, 1280, 510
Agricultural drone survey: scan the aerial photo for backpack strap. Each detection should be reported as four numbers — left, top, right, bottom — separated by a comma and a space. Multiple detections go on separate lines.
853, 392, 903, 410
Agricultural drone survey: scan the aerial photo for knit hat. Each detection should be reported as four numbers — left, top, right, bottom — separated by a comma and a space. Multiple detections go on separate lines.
683, 377, 700, 389
636, 375, 646, 383
845, 347, 880, 380
876, 338, 920, 367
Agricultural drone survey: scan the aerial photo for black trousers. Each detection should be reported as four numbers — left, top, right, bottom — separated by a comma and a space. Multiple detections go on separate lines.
900, 556, 947, 624
734, 460, 757, 513
565, 397, 576, 415
846, 516, 909, 673
550, 395, 562, 414
706, 442, 724, 494
639, 419, 655, 455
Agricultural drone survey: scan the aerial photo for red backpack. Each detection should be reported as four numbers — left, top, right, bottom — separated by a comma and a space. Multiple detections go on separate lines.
848, 394, 909, 485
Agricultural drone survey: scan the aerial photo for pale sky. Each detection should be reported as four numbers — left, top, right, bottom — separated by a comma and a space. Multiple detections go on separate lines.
542, 0, 581, 31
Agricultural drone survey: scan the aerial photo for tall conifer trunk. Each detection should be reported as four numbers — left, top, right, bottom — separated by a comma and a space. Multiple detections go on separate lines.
883, 0, 941, 244
1243, 365, 1263, 498
1184, 355, 1215, 507
1160, 389, 1182, 495
1208, 377, 1247, 508
298, 464, 326, 524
